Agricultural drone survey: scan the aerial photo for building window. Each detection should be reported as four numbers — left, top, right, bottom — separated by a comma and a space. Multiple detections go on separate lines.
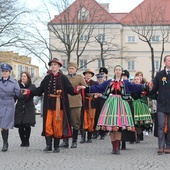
80, 35, 88, 42
79, 59, 87, 69
62, 34, 69, 42
98, 59, 102, 68
62, 59, 67, 69
31, 68, 34, 77
127, 36, 136, 42
151, 35, 160, 42
154, 60, 159, 70
78, 7, 89, 21
97, 34, 105, 42
128, 60, 135, 70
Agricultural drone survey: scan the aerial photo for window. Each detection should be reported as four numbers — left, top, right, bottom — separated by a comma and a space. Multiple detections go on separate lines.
151, 35, 160, 42
79, 59, 87, 69
154, 60, 159, 70
97, 34, 105, 42
62, 34, 69, 42
98, 59, 102, 68
62, 59, 67, 69
127, 36, 136, 42
78, 7, 89, 21
80, 35, 88, 42
128, 61, 135, 70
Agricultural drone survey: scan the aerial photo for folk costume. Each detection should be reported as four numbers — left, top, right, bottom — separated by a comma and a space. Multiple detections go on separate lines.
60, 62, 87, 149
80, 69, 98, 143
131, 91, 153, 142
29, 58, 78, 153
0, 64, 21, 152
85, 78, 146, 154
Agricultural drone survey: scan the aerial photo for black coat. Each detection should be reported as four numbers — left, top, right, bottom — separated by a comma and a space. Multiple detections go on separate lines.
14, 83, 36, 127
31, 72, 76, 138
152, 68, 170, 113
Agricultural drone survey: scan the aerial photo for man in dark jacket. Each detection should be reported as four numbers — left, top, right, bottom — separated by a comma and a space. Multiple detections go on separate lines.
150, 55, 170, 154
24, 58, 79, 153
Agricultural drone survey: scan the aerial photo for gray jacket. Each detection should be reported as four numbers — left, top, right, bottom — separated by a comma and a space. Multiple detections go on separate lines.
0, 76, 20, 129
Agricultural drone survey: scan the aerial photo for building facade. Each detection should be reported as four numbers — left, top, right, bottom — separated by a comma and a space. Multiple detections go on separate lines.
0, 51, 39, 81
48, 0, 170, 81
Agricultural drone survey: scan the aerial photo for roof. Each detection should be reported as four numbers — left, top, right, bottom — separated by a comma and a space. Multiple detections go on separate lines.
111, 13, 128, 21
121, 0, 170, 25
49, 0, 119, 24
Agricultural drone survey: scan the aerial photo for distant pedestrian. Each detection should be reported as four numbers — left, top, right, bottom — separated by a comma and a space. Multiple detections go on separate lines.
0, 64, 20, 152
14, 71, 36, 147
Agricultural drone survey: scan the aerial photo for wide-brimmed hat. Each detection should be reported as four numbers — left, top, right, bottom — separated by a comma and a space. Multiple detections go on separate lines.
83, 69, 95, 77
1, 64, 12, 71
67, 62, 77, 69
48, 58, 62, 67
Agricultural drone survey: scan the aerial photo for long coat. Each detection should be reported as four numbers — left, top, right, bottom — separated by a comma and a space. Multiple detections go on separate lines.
31, 72, 77, 138
0, 76, 20, 129
152, 69, 170, 113
14, 83, 36, 127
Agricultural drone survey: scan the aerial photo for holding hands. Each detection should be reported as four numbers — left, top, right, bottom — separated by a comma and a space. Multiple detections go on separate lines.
77, 85, 86, 92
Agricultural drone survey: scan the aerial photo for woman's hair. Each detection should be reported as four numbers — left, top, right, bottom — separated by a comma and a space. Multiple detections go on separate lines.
135, 71, 147, 83
18, 71, 32, 85
114, 65, 123, 71
135, 71, 143, 77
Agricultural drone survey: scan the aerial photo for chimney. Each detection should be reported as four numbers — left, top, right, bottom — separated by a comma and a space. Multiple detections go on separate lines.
100, 3, 109, 12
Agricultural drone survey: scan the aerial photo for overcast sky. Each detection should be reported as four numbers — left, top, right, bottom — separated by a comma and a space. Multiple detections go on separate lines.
23, 0, 144, 13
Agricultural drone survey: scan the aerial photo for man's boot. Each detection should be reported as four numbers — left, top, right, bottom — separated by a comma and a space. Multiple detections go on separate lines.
53, 138, 60, 153
59, 139, 69, 148
80, 130, 86, 144
71, 129, 78, 148
43, 136, 52, 151
86, 132, 92, 143
25, 126, 31, 147
99, 131, 105, 140
1, 129, 9, 152
18, 127, 26, 147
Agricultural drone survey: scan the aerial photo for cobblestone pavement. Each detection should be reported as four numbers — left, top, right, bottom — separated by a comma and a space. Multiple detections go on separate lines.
0, 115, 170, 170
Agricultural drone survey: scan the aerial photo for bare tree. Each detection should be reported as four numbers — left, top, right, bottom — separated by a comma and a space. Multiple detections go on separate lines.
125, 0, 170, 79
0, 0, 27, 48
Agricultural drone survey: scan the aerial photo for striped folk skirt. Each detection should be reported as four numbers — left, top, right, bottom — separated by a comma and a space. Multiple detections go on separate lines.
133, 99, 153, 126
96, 94, 135, 132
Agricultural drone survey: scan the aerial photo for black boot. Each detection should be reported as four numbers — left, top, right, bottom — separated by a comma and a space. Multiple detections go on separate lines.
59, 139, 69, 148
86, 132, 92, 143
71, 129, 78, 148
80, 130, 86, 144
19, 127, 26, 147
43, 136, 52, 151
53, 138, 60, 153
25, 126, 31, 147
99, 131, 105, 140
1, 130, 9, 152
121, 141, 126, 150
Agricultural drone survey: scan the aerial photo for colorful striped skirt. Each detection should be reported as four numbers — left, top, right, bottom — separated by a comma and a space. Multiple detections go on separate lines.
96, 94, 135, 132
133, 99, 153, 126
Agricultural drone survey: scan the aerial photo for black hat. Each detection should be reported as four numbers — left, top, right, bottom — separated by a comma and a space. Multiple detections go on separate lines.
99, 67, 108, 74
122, 70, 129, 78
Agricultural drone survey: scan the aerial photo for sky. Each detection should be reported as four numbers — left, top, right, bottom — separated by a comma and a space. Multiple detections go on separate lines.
23, 0, 144, 13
